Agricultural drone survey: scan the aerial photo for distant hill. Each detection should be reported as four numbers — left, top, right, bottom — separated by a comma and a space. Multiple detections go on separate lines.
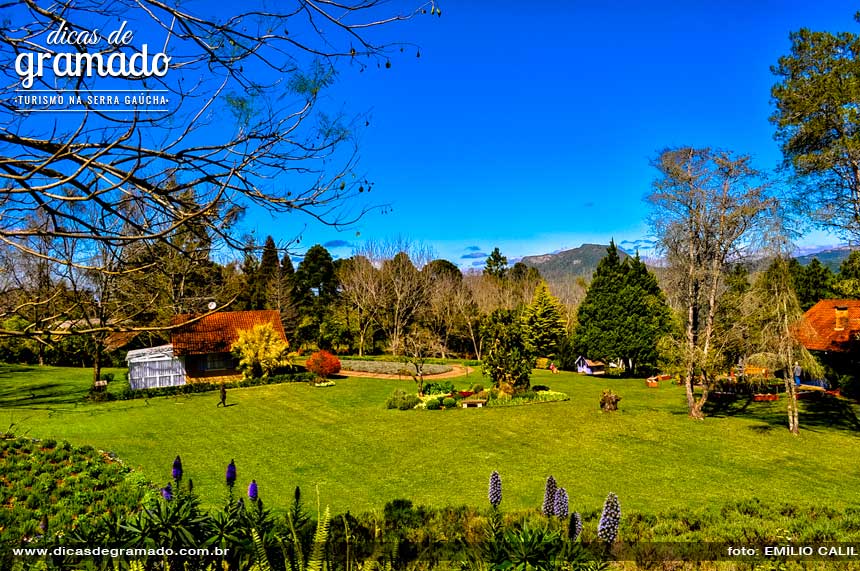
520, 244, 631, 280
795, 247, 852, 273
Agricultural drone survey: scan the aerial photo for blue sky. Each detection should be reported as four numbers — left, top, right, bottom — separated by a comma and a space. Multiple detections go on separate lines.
11, 1, 854, 267
251, 0, 853, 267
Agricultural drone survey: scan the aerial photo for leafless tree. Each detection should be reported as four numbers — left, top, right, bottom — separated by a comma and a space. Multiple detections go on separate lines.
337, 249, 381, 356
376, 240, 431, 355
0, 0, 435, 339
648, 147, 774, 420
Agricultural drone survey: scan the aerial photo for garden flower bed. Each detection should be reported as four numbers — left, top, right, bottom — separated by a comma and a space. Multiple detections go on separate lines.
340, 360, 452, 376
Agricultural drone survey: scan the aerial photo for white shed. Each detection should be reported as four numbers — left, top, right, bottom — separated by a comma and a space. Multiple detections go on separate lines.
126, 344, 186, 390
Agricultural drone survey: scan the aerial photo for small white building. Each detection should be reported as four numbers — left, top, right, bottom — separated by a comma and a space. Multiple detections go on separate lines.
575, 356, 606, 375
126, 345, 186, 390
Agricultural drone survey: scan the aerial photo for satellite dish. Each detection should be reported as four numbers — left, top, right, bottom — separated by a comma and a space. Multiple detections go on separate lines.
207, 301, 217, 310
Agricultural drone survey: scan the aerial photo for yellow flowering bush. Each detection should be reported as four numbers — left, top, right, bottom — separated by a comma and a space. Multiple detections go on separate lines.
231, 323, 289, 380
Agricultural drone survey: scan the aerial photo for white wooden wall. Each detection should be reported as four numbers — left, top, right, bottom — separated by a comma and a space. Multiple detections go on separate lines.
129, 358, 186, 390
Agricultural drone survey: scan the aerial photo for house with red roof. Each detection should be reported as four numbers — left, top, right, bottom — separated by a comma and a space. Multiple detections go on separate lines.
126, 310, 287, 389
796, 300, 860, 354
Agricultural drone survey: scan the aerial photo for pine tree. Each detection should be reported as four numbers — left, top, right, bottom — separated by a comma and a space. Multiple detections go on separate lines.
521, 282, 566, 357
792, 258, 834, 310
616, 254, 672, 374
572, 241, 626, 363
573, 243, 671, 374
257, 236, 281, 301
481, 309, 533, 393
483, 247, 508, 280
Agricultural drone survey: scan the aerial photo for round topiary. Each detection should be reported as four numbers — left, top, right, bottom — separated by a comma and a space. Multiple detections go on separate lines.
425, 398, 441, 410
442, 397, 456, 408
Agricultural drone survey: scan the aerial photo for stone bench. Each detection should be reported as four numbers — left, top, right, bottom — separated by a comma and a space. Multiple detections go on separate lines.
461, 399, 487, 408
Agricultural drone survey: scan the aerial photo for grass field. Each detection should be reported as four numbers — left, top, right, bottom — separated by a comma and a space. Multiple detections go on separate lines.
2, 363, 860, 517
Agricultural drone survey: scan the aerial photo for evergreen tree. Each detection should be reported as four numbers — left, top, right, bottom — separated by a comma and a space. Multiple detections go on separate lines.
834, 250, 860, 298
615, 254, 672, 374
484, 248, 508, 280
293, 245, 339, 347
573, 243, 671, 374
509, 262, 541, 283
793, 258, 834, 309
257, 236, 281, 302
521, 282, 566, 358
481, 309, 533, 393
572, 241, 626, 364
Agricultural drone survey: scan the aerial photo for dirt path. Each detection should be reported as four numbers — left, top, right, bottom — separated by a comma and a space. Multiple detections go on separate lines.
339, 364, 475, 380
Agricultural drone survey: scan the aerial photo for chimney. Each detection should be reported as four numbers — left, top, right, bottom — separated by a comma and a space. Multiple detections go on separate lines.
835, 306, 849, 331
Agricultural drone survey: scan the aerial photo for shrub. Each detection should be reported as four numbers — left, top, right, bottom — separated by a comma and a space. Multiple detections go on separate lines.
231, 322, 290, 380
470, 383, 484, 393
600, 389, 621, 412
306, 350, 341, 379
442, 397, 456, 408
532, 385, 550, 392
425, 398, 442, 410
100, 372, 115, 383
535, 357, 550, 370
386, 389, 420, 410
423, 380, 455, 395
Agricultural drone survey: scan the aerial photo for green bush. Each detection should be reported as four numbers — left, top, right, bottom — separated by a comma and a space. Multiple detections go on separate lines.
469, 383, 484, 393
386, 389, 420, 410
423, 380, 455, 395
425, 398, 442, 410
532, 385, 550, 392
442, 397, 456, 408
100, 372, 115, 383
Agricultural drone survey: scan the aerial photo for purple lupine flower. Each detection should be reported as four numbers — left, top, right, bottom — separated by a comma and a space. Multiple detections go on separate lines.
226, 459, 236, 488
162, 483, 173, 501
542, 476, 557, 516
488, 471, 502, 509
597, 492, 621, 544
248, 479, 258, 501
554, 487, 569, 519
568, 512, 583, 542
172, 455, 183, 481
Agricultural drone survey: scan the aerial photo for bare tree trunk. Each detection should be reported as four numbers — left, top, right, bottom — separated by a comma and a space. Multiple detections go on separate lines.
92, 340, 102, 386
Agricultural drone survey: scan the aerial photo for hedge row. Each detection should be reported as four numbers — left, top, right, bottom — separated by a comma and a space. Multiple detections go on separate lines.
89, 371, 317, 402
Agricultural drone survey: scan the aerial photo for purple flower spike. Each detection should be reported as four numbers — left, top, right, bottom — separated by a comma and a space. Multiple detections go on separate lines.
162, 483, 173, 501
248, 479, 258, 501
568, 512, 583, 542
597, 492, 621, 544
226, 459, 236, 488
542, 475, 557, 516
172, 455, 183, 481
554, 487, 569, 519
488, 471, 502, 508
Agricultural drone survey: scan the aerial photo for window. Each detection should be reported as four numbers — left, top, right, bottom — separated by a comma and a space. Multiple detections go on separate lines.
206, 353, 230, 371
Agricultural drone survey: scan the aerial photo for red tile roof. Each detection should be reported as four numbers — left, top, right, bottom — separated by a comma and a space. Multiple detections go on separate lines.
170, 310, 287, 356
796, 300, 860, 353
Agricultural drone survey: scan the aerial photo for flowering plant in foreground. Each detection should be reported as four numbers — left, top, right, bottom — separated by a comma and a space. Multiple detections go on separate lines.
172, 455, 183, 481
597, 492, 621, 544
568, 512, 583, 542
542, 475, 557, 516
226, 459, 237, 488
554, 487, 569, 518
488, 470, 502, 508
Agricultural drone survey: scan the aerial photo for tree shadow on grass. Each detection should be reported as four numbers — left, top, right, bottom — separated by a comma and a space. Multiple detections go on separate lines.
0, 365, 97, 409
703, 393, 860, 435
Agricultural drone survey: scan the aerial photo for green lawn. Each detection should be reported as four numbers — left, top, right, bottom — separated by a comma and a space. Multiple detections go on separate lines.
2, 364, 860, 517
